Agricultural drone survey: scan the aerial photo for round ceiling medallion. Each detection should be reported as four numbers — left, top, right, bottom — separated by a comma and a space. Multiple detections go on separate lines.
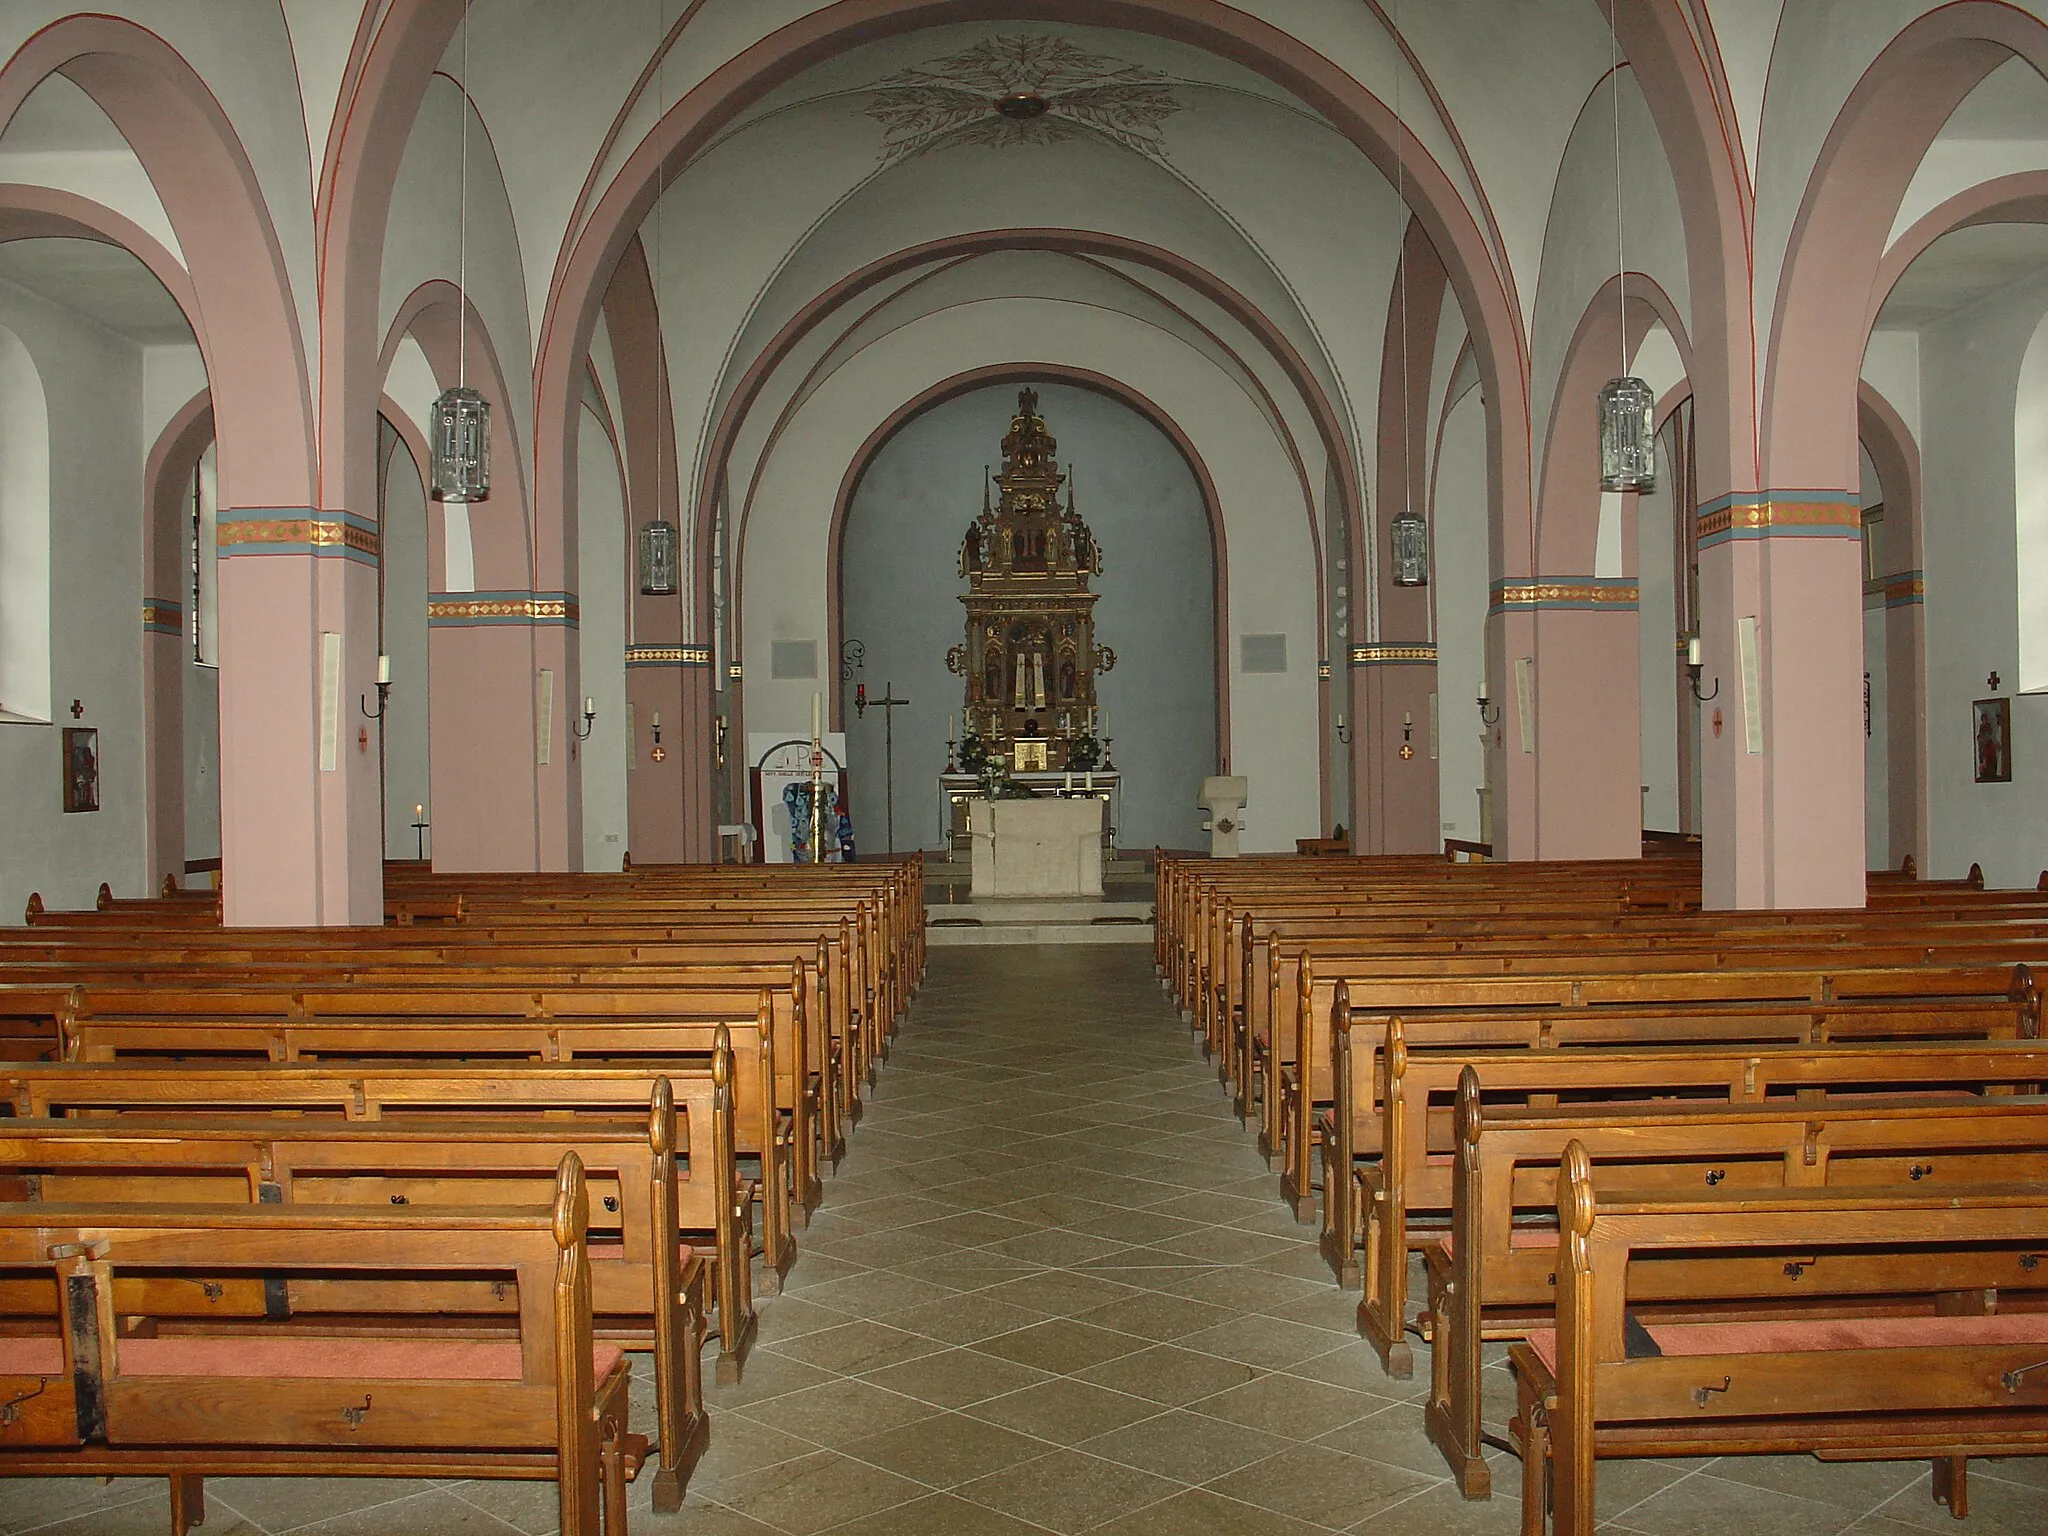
995, 91, 1050, 120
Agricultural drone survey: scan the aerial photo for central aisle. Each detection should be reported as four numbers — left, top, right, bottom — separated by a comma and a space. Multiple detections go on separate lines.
685, 946, 1494, 1535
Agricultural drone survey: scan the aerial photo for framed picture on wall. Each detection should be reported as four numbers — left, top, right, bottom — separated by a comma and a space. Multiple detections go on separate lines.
1973, 697, 2012, 784
62, 727, 100, 813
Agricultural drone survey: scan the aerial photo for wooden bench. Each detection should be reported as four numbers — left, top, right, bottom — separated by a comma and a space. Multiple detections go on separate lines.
0, 1153, 639, 1536
0, 1049, 759, 1384
57, 981, 805, 1285
1318, 967, 2043, 1284
1351, 1026, 2048, 1376
0, 1093, 713, 1509
1508, 1147, 2048, 1533
1424, 1074, 2048, 1496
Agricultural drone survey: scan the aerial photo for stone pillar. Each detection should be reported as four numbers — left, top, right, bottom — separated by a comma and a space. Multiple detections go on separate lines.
140, 596, 185, 890
1484, 599, 1538, 860
424, 590, 576, 873
1348, 646, 1440, 853
1696, 494, 1866, 908
1881, 571, 1927, 874
1524, 580, 1642, 860
214, 510, 382, 924
625, 645, 690, 864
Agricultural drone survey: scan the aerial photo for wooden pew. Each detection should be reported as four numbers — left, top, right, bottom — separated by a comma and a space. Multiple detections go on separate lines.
0, 1154, 639, 1536
1317, 967, 2043, 1285
1424, 1073, 2048, 1496
57, 980, 806, 1283
1351, 1025, 2048, 1377
0, 1050, 759, 1384
0, 1085, 711, 1509
1300, 958, 2044, 1232
1509, 1146, 2048, 1534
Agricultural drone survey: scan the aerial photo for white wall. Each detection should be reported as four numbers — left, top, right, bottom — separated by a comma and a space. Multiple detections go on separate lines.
1918, 272, 2048, 885
842, 381, 1217, 854
0, 275, 145, 922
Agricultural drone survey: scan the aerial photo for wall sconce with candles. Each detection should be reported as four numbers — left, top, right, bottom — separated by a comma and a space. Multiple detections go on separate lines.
570, 695, 595, 740
648, 710, 665, 763
361, 654, 393, 718
1684, 632, 1720, 701
1476, 679, 1502, 726
1334, 713, 1351, 745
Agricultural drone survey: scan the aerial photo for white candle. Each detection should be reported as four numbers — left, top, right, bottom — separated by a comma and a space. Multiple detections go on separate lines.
651, 712, 660, 731
376, 654, 391, 684
1064, 773, 1072, 792
413, 803, 423, 819
1687, 635, 1703, 667
583, 695, 594, 717
1476, 677, 1487, 703
948, 712, 957, 739
811, 691, 822, 741
1403, 712, 1412, 728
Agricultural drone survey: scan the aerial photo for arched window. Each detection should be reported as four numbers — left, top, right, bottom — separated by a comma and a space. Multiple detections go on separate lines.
2016, 305, 2048, 693
0, 322, 50, 722
188, 439, 217, 665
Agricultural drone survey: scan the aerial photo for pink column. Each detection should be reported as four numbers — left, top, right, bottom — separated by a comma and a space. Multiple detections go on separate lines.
1527, 583, 1643, 860
425, 591, 577, 873
1484, 603, 1539, 859
1696, 495, 1866, 908
625, 647, 690, 865
1349, 649, 1441, 853
1882, 572, 1928, 873
140, 599, 185, 888
215, 513, 382, 924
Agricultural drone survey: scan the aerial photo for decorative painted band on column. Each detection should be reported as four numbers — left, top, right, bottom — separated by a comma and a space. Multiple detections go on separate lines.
141, 597, 184, 636
1864, 570, 1925, 609
1694, 492, 1863, 549
217, 508, 379, 564
1486, 579, 1638, 615
1317, 659, 1331, 679
426, 592, 580, 628
1347, 643, 1439, 665
625, 645, 712, 667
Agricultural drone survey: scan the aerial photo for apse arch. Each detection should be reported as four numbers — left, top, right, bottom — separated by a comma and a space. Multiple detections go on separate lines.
825, 361, 1230, 762
529, 0, 1530, 655
829, 368, 1225, 852
699, 229, 1351, 645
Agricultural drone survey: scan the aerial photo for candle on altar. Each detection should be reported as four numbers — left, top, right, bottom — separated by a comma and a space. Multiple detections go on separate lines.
810, 691, 822, 741
1014, 662, 1025, 707
948, 712, 957, 740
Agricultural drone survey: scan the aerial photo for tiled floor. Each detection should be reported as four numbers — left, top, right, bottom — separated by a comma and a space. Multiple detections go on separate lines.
10, 946, 2046, 1534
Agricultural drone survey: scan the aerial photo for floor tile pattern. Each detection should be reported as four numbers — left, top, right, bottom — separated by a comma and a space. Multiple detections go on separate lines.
11, 946, 2044, 1533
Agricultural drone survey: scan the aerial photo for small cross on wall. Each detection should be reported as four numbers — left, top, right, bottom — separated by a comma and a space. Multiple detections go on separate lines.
1988, 671, 2002, 692
69, 699, 82, 719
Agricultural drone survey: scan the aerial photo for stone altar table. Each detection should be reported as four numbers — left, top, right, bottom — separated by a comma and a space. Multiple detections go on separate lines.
968, 797, 1104, 899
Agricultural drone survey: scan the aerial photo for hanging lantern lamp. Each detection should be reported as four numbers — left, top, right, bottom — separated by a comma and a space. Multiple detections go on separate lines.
1597, 374, 1656, 493
1390, 505, 1428, 587
638, 518, 680, 595
429, 385, 491, 503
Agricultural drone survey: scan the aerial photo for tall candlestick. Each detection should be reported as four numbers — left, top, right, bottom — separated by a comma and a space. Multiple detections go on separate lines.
811, 691, 822, 741
948, 712, 957, 740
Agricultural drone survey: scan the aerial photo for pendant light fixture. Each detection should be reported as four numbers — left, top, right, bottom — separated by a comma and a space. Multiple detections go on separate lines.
1597, 16, 1655, 493
1388, 0, 1428, 587
636, 0, 680, 595
431, 0, 491, 503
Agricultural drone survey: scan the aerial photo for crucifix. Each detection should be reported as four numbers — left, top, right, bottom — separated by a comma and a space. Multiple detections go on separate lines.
854, 678, 911, 854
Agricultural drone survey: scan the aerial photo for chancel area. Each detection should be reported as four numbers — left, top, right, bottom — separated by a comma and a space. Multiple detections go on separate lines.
6, 4, 2048, 1534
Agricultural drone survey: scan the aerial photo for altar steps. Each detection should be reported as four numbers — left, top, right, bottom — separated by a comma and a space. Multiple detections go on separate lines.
925, 897, 1155, 946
